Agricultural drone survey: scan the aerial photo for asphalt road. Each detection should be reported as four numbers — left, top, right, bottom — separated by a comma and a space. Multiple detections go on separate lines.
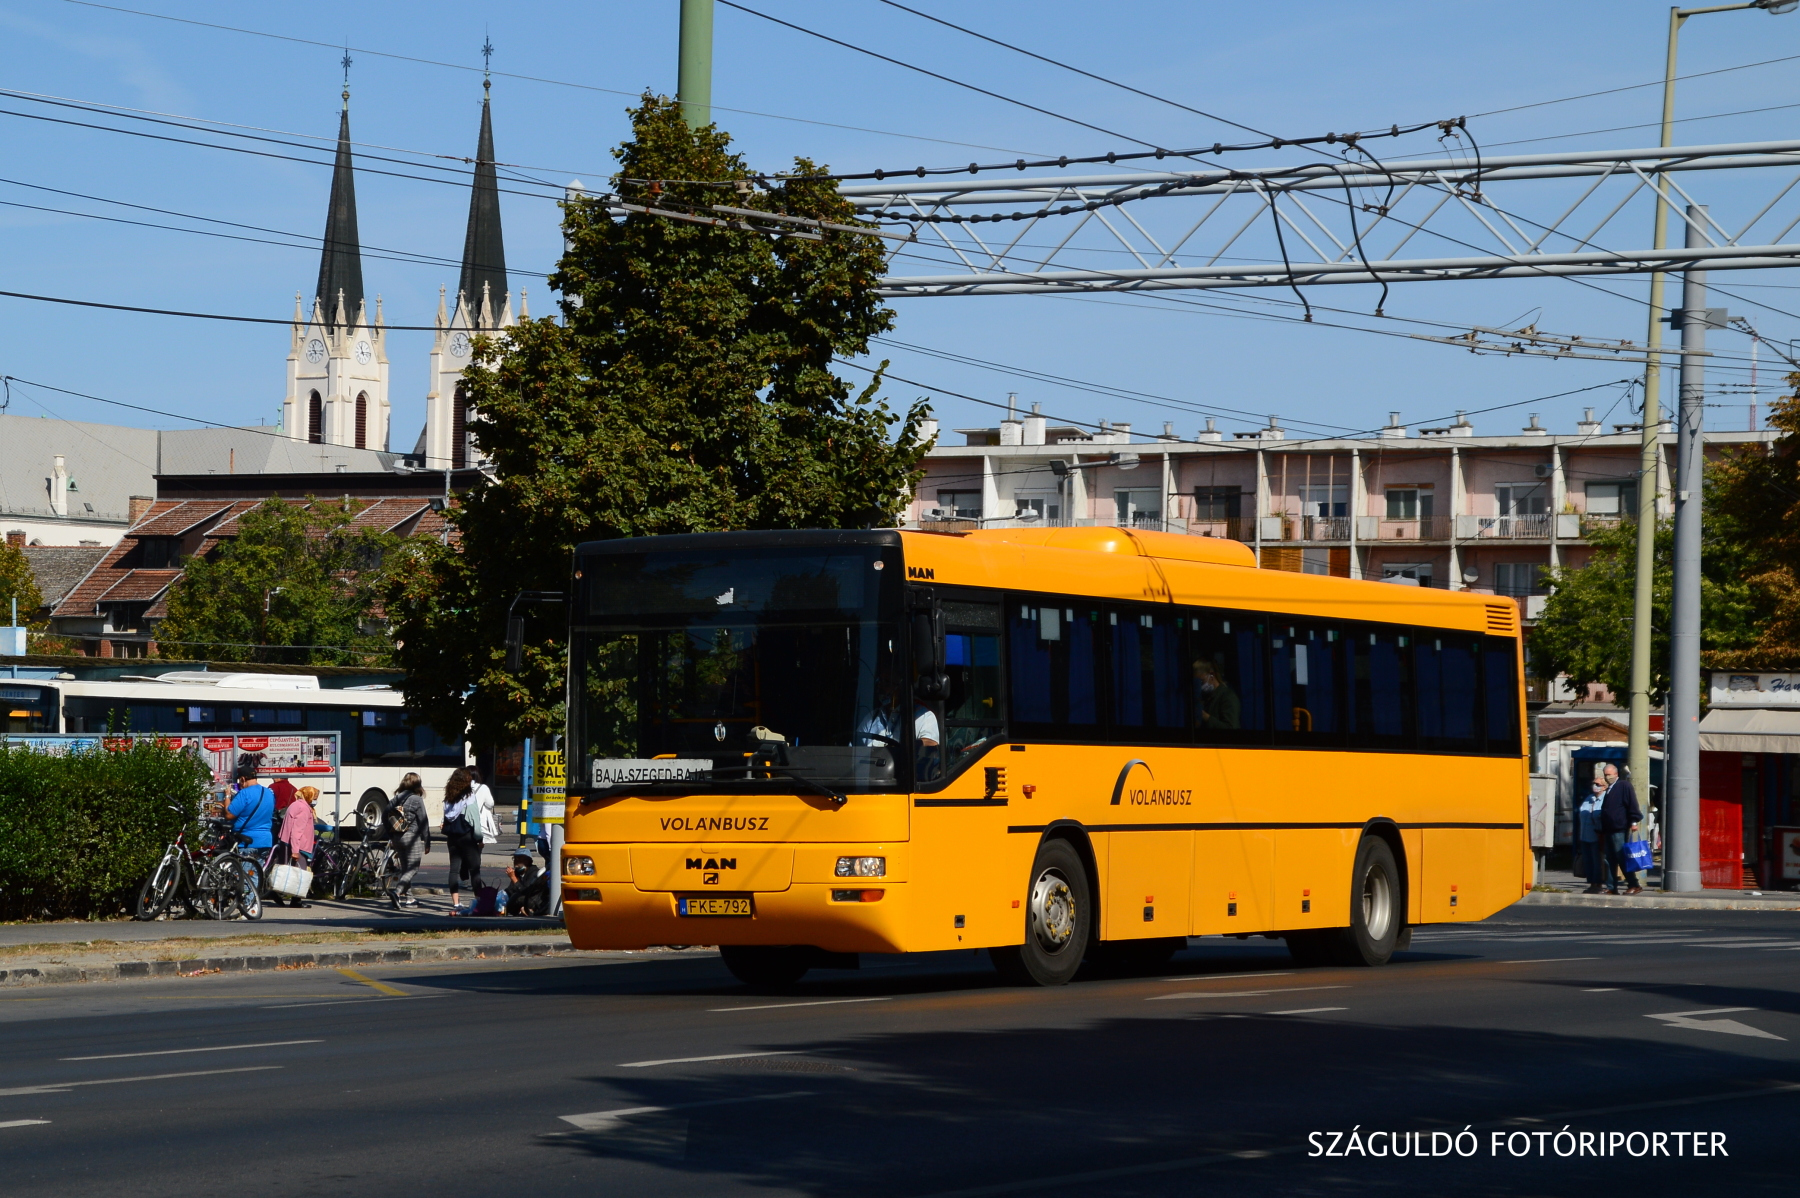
3, 906, 1798, 1197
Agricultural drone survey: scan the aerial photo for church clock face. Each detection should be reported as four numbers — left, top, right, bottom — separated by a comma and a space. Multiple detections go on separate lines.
448, 332, 471, 359
304, 338, 326, 364
354, 339, 373, 365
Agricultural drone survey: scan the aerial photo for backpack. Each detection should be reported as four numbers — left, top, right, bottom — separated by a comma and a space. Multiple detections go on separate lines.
470, 885, 500, 916
384, 799, 413, 836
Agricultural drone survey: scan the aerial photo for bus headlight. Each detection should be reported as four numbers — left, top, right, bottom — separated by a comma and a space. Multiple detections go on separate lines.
564, 856, 595, 876
835, 856, 886, 878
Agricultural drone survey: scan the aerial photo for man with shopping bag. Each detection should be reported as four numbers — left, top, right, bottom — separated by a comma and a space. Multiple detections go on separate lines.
1600, 763, 1645, 896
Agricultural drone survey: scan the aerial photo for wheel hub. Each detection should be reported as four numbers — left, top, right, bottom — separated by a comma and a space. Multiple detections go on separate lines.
1361, 864, 1393, 941
1029, 868, 1077, 952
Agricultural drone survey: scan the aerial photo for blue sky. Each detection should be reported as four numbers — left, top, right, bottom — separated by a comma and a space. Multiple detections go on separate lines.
3, 0, 1800, 449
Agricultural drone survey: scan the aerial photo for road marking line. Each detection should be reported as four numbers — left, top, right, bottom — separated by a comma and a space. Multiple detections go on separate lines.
1646, 1008, 1786, 1040
0, 1120, 49, 1129
620, 1050, 807, 1069
707, 997, 893, 1013
1582, 988, 1620, 992
559, 1090, 812, 1131
1149, 985, 1346, 1001
62, 1039, 321, 1061
335, 968, 407, 996
262, 994, 447, 1009
1496, 957, 1602, 963
0, 1066, 279, 1098
1267, 1007, 1346, 1015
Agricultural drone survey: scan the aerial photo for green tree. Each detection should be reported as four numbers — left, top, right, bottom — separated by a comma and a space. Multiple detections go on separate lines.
0, 539, 45, 629
385, 96, 931, 747
1705, 379, 1800, 669
157, 498, 399, 665
1531, 515, 1760, 702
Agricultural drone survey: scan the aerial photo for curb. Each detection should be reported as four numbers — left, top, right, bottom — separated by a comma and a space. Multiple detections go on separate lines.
1519, 890, 1800, 912
0, 939, 585, 988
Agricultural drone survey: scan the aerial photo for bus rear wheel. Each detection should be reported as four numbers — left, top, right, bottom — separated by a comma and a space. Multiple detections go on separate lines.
992, 838, 1091, 987
1286, 837, 1403, 967
719, 945, 812, 990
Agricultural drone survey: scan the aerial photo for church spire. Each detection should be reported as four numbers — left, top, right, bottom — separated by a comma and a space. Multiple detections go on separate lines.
316, 52, 364, 331
458, 41, 507, 327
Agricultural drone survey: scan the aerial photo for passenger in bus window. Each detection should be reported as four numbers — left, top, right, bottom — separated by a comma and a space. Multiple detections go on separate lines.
1194, 658, 1241, 730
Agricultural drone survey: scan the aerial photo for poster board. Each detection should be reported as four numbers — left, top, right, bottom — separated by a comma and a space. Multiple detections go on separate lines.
4, 732, 339, 792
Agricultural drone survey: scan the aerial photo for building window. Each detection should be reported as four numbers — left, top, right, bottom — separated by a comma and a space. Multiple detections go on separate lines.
354, 393, 368, 449
138, 537, 183, 569
1385, 488, 1434, 519
1382, 562, 1435, 587
1496, 482, 1548, 516
1494, 562, 1548, 596
452, 383, 469, 469
1115, 488, 1161, 528
1586, 479, 1639, 517
307, 391, 323, 445
1014, 492, 1061, 522
934, 490, 981, 519
1298, 484, 1347, 519
1192, 486, 1242, 519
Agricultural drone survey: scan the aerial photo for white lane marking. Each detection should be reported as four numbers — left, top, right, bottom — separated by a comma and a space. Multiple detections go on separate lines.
1267, 1007, 1346, 1016
1497, 957, 1602, 964
1646, 1008, 1786, 1041
1154, 971, 1294, 982
707, 997, 893, 1013
560, 1090, 813, 1130
1582, 988, 1620, 992
262, 995, 448, 1009
619, 1050, 807, 1069
0, 1120, 50, 1129
0, 1066, 280, 1098
1149, 985, 1346, 1001
62, 1039, 321, 1061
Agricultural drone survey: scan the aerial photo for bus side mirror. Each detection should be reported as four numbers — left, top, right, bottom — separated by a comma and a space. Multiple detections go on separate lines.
505, 616, 525, 672
912, 611, 947, 699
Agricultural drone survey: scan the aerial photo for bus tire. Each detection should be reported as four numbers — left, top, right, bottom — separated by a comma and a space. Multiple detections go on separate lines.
1331, 835, 1402, 967
719, 945, 812, 990
356, 789, 390, 834
992, 838, 1090, 987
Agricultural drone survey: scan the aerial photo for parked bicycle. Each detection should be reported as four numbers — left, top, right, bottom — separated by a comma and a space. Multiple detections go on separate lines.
134, 812, 264, 922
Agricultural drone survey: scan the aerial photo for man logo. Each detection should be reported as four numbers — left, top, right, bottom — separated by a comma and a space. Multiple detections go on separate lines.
685, 857, 737, 871
905, 565, 935, 580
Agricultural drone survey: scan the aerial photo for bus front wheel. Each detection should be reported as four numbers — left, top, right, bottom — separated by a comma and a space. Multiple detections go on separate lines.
992, 838, 1091, 987
719, 945, 812, 990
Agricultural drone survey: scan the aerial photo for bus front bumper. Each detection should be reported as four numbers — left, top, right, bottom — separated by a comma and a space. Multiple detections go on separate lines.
560, 882, 909, 954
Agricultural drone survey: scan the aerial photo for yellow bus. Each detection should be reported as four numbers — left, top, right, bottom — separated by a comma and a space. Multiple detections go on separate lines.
559, 526, 1529, 986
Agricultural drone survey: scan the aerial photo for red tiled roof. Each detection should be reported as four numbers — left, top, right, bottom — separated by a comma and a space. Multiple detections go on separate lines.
128, 501, 233, 537
90, 569, 182, 607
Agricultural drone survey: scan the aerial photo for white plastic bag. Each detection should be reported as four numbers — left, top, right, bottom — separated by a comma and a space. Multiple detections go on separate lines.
269, 863, 313, 899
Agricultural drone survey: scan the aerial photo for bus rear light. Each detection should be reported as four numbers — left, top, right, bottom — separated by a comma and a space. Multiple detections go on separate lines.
835, 856, 886, 878
832, 889, 884, 902
564, 856, 595, 876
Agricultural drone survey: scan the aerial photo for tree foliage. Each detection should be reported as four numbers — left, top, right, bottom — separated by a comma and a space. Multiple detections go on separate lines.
0, 539, 45, 629
157, 498, 399, 665
1704, 379, 1800, 669
385, 97, 932, 748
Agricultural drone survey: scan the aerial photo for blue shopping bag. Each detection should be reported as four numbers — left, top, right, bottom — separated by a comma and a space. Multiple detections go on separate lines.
1624, 840, 1654, 873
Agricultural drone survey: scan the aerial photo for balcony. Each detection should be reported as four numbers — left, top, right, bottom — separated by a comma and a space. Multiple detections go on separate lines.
1455, 514, 1552, 540
1363, 516, 1452, 543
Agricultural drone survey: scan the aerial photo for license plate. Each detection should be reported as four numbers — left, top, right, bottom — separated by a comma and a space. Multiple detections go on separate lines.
678, 895, 753, 917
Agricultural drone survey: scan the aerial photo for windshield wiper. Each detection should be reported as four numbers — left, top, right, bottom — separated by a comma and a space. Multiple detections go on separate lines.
689, 765, 848, 807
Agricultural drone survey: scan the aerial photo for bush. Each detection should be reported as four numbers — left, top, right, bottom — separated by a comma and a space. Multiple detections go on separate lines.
0, 740, 214, 920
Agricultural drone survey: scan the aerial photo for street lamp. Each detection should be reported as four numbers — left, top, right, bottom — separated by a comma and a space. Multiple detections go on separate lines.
1628, 0, 1795, 891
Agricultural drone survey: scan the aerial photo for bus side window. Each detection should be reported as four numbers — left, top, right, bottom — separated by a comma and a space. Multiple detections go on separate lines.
1007, 599, 1101, 737
1109, 607, 1187, 739
1190, 613, 1267, 742
1353, 627, 1413, 746
1482, 636, 1521, 755
1272, 624, 1347, 744
1417, 634, 1480, 751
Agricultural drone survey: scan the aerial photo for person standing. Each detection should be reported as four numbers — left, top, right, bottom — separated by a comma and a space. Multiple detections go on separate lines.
276, 785, 318, 908
386, 772, 429, 909
1577, 777, 1607, 895
442, 768, 488, 914
1600, 762, 1645, 896
226, 756, 275, 855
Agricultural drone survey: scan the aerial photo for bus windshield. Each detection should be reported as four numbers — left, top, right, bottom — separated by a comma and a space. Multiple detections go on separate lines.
571, 542, 904, 793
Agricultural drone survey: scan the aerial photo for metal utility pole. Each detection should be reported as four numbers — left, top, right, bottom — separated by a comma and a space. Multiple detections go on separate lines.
1629, 0, 1796, 848
677, 0, 714, 129
1666, 204, 1723, 893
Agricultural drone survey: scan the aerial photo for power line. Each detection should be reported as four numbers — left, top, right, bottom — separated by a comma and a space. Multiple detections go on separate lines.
57, 0, 1044, 158
1466, 50, 1800, 122
716, 0, 1157, 148
872, 0, 1273, 140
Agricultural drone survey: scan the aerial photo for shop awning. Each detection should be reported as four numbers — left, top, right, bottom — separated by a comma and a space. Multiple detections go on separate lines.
1697, 707, 1800, 754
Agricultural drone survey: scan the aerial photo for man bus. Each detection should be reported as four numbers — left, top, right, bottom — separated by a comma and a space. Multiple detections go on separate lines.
557, 526, 1528, 987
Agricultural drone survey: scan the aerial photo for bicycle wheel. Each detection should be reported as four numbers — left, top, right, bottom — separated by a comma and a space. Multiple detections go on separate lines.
235, 864, 263, 922
134, 850, 179, 920
192, 861, 228, 920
